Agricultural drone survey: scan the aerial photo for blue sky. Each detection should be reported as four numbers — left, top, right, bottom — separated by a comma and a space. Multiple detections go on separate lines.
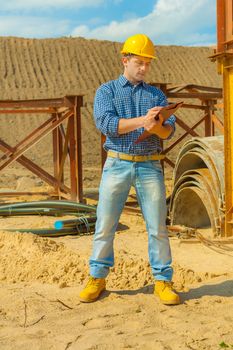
0, 0, 216, 46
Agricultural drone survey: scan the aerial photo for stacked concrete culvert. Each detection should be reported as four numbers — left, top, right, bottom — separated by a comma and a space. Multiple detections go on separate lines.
169, 136, 224, 236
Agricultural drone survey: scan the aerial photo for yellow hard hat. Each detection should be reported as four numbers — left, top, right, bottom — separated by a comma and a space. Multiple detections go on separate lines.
121, 34, 156, 59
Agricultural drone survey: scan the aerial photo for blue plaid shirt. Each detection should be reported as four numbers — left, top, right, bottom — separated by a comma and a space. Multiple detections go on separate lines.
94, 75, 176, 155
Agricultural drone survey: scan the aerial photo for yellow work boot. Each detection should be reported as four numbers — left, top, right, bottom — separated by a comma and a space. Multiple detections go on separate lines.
79, 276, 106, 303
154, 281, 180, 305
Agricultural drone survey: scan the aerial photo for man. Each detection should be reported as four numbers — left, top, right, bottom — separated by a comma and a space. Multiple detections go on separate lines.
79, 33, 180, 305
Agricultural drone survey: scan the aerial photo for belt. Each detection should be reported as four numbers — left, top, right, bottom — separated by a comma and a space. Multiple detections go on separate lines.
107, 151, 165, 162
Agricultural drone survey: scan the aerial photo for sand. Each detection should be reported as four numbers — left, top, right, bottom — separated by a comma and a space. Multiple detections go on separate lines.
0, 192, 233, 350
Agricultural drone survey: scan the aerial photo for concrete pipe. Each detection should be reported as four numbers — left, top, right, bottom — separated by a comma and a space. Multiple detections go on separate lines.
169, 136, 224, 235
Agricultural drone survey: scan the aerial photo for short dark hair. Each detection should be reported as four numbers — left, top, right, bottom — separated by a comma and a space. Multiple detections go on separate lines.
122, 52, 135, 57
122, 53, 134, 58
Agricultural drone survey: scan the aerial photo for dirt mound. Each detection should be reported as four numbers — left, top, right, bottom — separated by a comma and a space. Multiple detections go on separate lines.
0, 230, 223, 291
0, 37, 221, 102
0, 231, 88, 286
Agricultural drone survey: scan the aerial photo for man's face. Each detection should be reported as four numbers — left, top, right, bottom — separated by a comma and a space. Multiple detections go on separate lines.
122, 55, 152, 84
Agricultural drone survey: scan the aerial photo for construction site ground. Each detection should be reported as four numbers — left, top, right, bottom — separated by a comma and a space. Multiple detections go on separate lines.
0, 169, 233, 350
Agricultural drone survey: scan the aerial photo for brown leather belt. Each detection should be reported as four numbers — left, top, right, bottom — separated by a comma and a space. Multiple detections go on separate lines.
107, 151, 165, 162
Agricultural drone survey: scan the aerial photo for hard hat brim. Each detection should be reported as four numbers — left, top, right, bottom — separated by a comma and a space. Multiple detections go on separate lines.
121, 50, 157, 59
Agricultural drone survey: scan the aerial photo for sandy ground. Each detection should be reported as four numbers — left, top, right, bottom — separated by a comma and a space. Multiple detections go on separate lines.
0, 180, 233, 350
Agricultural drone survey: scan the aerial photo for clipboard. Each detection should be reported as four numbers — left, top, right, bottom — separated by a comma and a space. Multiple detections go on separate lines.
135, 101, 183, 144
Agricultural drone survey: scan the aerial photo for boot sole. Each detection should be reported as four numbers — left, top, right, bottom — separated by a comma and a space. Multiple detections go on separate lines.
79, 288, 106, 303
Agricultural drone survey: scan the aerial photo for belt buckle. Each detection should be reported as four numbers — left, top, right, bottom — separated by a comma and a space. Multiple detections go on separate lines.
136, 155, 145, 161
132, 155, 137, 161
134, 155, 141, 161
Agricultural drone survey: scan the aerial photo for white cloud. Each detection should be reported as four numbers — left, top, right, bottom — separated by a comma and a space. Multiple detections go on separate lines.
0, 16, 70, 37
1, 0, 104, 11
71, 0, 216, 46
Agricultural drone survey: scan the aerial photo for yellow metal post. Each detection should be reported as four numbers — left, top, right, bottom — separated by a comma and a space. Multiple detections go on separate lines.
223, 62, 233, 236
215, 0, 233, 236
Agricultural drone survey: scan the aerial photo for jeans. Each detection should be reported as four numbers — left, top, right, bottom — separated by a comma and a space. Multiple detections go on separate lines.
89, 156, 173, 281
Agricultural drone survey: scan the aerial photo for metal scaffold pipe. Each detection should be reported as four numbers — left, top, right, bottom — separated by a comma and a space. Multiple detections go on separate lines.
169, 136, 224, 236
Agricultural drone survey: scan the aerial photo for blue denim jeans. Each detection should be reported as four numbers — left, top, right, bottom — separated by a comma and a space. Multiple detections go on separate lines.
89, 156, 173, 281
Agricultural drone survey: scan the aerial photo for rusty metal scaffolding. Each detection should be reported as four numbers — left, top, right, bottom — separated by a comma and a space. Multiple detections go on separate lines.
157, 83, 223, 168
101, 84, 223, 168
0, 95, 83, 202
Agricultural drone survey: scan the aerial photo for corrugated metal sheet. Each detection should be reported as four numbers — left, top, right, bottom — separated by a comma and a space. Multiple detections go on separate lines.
169, 136, 224, 236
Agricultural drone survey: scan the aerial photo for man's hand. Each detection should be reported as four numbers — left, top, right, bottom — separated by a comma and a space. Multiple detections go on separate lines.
143, 106, 173, 139
143, 106, 163, 133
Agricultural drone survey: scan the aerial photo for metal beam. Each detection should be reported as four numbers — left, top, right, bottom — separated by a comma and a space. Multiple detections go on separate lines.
0, 96, 83, 201
0, 139, 71, 194
167, 92, 222, 99
0, 110, 73, 171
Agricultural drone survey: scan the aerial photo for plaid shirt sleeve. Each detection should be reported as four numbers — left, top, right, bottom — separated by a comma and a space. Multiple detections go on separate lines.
94, 84, 119, 137
164, 115, 176, 140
